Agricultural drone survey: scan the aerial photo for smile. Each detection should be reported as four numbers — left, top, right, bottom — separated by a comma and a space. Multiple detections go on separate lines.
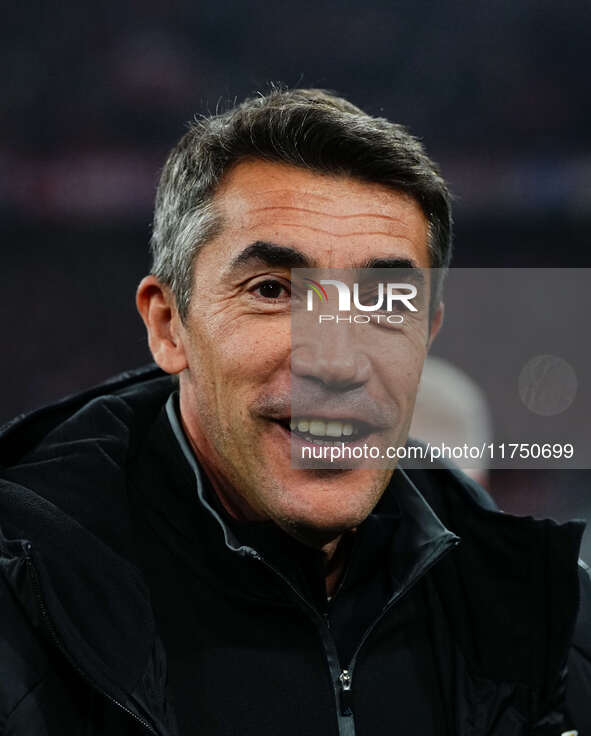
274, 417, 375, 444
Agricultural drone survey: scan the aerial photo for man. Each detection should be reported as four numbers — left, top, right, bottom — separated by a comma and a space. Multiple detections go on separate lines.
0, 88, 589, 735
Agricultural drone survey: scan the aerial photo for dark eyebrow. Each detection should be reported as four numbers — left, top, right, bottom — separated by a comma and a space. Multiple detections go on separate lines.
360, 257, 418, 270
356, 257, 426, 288
228, 241, 314, 273
226, 245, 425, 285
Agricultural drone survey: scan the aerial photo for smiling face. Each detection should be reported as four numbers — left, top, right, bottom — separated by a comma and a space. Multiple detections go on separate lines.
140, 159, 442, 547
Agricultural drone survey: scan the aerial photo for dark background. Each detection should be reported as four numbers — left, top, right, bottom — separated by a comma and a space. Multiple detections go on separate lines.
3, 0, 590, 555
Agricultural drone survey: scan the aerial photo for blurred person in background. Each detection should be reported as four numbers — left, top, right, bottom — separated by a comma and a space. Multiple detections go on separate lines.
0, 88, 589, 735
410, 356, 493, 487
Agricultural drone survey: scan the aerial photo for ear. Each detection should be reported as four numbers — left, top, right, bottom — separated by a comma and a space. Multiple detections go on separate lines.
136, 276, 188, 374
427, 301, 444, 351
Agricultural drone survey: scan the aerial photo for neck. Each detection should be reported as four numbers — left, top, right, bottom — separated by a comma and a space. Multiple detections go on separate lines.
204, 457, 354, 595
323, 532, 355, 597
178, 401, 354, 597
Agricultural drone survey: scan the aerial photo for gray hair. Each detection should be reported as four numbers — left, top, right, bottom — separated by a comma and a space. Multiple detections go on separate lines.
150, 87, 453, 321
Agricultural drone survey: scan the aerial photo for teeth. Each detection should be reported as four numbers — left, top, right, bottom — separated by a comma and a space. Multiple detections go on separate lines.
309, 420, 326, 437
326, 421, 343, 437
288, 418, 359, 439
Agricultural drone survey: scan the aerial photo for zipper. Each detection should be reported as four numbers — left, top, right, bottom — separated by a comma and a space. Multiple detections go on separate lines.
338, 669, 353, 715
24, 544, 159, 736
248, 549, 355, 736
334, 536, 461, 723
251, 535, 459, 736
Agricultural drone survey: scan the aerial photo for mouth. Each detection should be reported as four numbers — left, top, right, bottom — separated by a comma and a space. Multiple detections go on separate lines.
271, 416, 378, 445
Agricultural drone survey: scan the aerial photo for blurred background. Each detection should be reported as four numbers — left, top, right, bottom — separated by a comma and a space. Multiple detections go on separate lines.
2, 0, 590, 555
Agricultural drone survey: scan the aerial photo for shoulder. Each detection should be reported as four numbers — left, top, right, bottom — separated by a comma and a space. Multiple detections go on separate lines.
406, 464, 587, 700
0, 364, 172, 469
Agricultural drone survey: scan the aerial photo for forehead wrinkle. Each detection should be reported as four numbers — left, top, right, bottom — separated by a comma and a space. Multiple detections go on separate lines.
244, 188, 333, 202
250, 205, 408, 224
242, 220, 418, 242
238, 206, 422, 239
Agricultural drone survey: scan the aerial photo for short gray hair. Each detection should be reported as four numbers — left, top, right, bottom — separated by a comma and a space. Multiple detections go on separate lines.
150, 87, 453, 321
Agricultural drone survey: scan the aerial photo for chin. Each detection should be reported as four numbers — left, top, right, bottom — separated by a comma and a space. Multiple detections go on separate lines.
267, 472, 381, 539
277, 510, 366, 549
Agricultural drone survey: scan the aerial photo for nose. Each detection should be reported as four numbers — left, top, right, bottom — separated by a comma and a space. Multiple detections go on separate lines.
291, 328, 371, 390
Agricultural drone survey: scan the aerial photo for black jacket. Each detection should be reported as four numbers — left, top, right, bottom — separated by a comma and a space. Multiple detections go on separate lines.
0, 365, 590, 735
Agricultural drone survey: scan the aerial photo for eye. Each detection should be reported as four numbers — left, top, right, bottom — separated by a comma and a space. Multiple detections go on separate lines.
252, 279, 290, 300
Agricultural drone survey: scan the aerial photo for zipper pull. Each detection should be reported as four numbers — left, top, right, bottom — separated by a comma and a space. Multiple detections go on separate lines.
338, 669, 353, 716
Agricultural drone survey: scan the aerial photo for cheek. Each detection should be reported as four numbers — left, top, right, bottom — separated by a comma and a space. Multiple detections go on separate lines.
377, 341, 427, 407
187, 316, 290, 394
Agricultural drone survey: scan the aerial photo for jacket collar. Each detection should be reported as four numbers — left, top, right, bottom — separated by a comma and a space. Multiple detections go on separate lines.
165, 391, 461, 605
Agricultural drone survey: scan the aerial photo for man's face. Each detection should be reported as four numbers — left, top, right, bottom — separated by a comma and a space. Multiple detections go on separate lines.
175, 160, 438, 544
